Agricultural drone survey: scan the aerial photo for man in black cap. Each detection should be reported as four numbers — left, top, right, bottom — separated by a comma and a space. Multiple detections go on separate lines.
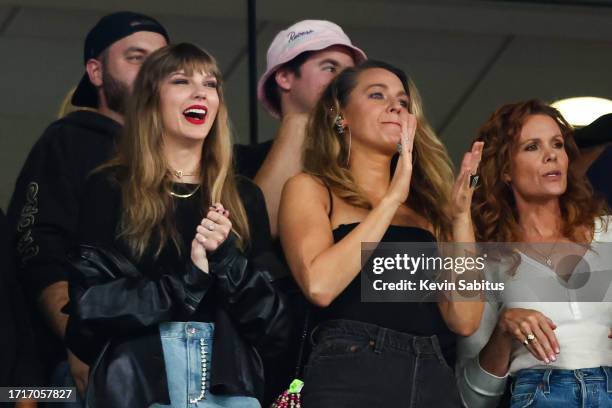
6, 11, 168, 400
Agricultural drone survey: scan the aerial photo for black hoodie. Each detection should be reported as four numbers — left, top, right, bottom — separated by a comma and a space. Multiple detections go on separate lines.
6, 109, 120, 372
0, 209, 43, 396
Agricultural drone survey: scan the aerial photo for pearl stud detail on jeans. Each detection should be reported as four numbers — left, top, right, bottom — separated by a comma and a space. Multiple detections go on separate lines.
189, 338, 209, 403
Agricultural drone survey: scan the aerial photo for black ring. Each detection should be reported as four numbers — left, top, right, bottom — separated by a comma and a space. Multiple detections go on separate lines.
469, 174, 479, 188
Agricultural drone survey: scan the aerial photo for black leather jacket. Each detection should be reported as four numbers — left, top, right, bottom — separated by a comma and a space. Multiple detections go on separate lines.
64, 237, 291, 408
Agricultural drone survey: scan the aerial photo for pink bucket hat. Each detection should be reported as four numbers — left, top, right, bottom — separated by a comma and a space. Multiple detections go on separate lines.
257, 20, 367, 118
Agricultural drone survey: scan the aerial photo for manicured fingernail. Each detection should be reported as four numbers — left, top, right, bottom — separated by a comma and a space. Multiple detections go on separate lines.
545, 358, 550, 364
550, 355, 556, 362
555, 348, 560, 354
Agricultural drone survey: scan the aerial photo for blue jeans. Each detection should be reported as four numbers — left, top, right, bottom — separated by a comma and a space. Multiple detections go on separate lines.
150, 322, 260, 408
511, 367, 612, 408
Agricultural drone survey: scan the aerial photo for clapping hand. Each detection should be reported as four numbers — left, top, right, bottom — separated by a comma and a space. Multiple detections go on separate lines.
191, 203, 232, 273
386, 112, 417, 206
451, 141, 484, 220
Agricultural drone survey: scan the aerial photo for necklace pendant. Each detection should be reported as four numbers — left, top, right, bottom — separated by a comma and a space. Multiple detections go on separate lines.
169, 184, 201, 199
175, 170, 183, 178
545, 257, 552, 266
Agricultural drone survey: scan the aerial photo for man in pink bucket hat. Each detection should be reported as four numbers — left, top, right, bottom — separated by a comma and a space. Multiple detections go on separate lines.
235, 19, 366, 237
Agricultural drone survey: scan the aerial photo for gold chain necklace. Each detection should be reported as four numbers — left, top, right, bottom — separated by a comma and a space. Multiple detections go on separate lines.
169, 184, 200, 199
172, 169, 197, 179
528, 241, 559, 267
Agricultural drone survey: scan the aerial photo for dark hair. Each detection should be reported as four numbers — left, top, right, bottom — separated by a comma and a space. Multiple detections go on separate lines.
471, 99, 608, 242
263, 51, 314, 116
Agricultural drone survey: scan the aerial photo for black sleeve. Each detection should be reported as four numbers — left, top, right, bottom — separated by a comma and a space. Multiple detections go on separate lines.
0, 210, 44, 386
210, 238, 291, 359
65, 174, 215, 364
207, 177, 291, 357
65, 247, 214, 364
7, 122, 98, 297
237, 176, 273, 258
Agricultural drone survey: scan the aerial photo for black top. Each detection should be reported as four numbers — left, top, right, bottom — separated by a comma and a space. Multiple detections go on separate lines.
316, 223, 456, 364
233, 140, 273, 179
64, 170, 290, 406
78, 176, 210, 321
65, 238, 292, 406
76, 171, 272, 323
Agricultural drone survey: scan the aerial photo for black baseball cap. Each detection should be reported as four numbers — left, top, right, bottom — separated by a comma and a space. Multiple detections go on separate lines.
72, 11, 170, 108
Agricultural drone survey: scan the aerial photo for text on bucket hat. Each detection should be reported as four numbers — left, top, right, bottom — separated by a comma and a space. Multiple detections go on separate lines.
257, 20, 366, 118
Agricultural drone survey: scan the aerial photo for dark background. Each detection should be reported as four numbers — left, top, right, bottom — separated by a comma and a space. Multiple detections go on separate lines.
1, 0, 611, 208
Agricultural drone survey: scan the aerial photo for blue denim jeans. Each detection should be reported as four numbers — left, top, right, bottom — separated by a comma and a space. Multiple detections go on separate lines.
511, 367, 612, 408
149, 322, 260, 408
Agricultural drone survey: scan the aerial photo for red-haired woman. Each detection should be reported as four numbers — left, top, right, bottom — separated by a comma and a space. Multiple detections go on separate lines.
456, 100, 611, 408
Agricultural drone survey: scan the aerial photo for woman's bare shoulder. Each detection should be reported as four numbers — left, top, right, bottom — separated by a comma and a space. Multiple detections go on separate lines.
285, 172, 328, 195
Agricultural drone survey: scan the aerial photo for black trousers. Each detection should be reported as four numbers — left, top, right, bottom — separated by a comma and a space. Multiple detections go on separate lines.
302, 319, 461, 408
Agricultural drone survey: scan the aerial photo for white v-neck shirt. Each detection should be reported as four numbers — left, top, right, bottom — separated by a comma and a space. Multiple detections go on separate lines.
456, 216, 612, 408
506, 216, 612, 373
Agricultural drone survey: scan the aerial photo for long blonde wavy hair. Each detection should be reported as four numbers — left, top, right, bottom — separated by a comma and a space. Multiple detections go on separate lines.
303, 60, 454, 240
101, 43, 250, 259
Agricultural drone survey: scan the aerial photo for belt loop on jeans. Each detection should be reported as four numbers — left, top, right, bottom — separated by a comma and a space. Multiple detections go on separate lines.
411, 336, 424, 356
429, 335, 448, 366
374, 327, 387, 354
603, 366, 612, 393
542, 368, 552, 395
574, 369, 588, 407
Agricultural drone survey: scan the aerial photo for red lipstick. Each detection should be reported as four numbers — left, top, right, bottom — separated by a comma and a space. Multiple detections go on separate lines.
183, 105, 208, 125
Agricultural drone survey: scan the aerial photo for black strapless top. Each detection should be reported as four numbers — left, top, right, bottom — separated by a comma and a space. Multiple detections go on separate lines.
315, 222, 456, 364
